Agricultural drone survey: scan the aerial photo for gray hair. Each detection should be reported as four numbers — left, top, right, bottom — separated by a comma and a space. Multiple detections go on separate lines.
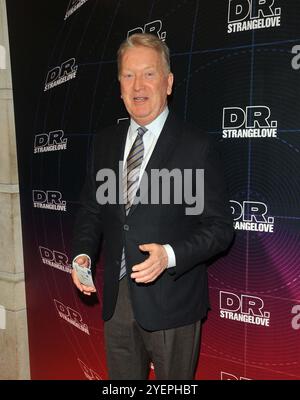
117, 33, 171, 77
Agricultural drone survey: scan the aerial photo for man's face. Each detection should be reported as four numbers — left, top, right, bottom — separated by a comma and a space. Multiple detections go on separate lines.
119, 46, 174, 126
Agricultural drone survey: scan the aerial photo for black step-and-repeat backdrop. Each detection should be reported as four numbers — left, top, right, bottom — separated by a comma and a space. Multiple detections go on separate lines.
7, 0, 300, 379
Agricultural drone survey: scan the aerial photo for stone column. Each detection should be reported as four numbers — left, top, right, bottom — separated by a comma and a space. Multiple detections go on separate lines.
0, 0, 30, 379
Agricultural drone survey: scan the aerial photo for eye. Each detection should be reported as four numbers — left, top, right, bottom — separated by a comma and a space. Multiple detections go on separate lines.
123, 73, 133, 79
145, 71, 155, 78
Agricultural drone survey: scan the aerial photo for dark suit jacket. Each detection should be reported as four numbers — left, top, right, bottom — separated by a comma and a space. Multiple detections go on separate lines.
72, 112, 234, 331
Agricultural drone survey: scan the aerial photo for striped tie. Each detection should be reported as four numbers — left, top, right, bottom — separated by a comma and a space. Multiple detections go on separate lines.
119, 126, 147, 280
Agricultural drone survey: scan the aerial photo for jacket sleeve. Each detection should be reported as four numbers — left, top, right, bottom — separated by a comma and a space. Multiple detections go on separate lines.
71, 137, 103, 266
169, 139, 234, 279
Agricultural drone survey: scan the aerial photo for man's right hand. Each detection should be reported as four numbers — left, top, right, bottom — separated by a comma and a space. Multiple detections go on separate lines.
71, 255, 97, 296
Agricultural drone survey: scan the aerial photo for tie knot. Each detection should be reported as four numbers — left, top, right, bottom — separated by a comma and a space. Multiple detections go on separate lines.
137, 126, 147, 137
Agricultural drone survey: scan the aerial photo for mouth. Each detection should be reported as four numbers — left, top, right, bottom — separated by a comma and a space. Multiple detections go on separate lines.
133, 96, 148, 103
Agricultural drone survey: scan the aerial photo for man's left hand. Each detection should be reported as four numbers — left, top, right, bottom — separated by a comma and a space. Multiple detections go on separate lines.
131, 243, 168, 283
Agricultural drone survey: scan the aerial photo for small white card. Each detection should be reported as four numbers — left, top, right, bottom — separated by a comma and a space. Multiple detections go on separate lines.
73, 262, 95, 288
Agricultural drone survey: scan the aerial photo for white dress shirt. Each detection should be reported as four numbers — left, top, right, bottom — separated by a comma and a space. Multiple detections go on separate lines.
123, 106, 176, 269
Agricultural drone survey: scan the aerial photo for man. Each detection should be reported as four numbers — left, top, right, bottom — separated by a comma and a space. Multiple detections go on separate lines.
71, 33, 234, 380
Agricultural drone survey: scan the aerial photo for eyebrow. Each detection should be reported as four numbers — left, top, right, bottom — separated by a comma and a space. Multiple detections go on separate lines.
122, 64, 157, 71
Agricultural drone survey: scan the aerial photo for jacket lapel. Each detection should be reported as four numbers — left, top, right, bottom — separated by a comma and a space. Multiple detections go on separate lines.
128, 112, 181, 216
113, 119, 130, 220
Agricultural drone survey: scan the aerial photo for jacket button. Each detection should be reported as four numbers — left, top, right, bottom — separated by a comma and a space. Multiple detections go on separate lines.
123, 224, 129, 231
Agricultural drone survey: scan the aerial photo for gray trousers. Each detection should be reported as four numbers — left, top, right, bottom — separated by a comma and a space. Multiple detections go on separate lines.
104, 277, 201, 380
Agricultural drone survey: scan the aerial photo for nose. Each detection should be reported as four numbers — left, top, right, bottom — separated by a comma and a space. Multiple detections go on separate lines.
133, 75, 144, 91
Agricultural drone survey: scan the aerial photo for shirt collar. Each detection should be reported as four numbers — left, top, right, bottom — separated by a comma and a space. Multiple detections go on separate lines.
129, 106, 169, 139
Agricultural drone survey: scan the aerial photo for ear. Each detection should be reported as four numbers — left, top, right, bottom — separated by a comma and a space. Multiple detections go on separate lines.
167, 73, 174, 96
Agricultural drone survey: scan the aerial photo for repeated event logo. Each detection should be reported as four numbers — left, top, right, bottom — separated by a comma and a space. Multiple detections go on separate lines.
34, 130, 67, 153
227, 0, 281, 33
128, 19, 166, 41
219, 291, 270, 326
32, 190, 67, 212
222, 106, 278, 139
54, 299, 90, 334
44, 58, 78, 91
64, 0, 89, 20
78, 359, 102, 380
39, 246, 72, 273
221, 372, 251, 380
230, 200, 274, 232
291, 305, 300, 330
291, 45, 300, 70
